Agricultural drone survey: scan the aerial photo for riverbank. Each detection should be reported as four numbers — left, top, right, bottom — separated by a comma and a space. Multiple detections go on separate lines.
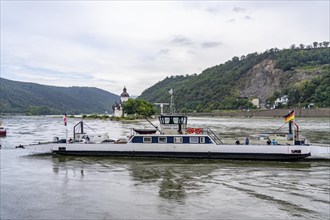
2, 108, 329, 118
188, 108, 330, 118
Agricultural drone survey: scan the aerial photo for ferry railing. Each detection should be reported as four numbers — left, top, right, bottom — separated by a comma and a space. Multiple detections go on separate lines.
206, 129, 223, 145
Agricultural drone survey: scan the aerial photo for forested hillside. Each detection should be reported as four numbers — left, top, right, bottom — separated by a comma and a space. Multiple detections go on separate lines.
139, 43, 330, 112
0, 78, 119, 114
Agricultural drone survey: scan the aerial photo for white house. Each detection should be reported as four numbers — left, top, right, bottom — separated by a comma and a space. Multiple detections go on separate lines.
274, 95, 289, 108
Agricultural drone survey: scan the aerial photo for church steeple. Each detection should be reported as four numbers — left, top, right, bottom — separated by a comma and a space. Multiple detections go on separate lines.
121, 86, 129, 98
120, 86, 130, 104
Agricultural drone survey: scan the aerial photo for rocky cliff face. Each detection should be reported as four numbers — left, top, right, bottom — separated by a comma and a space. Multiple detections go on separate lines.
238, 59, 324, 107
238, 60, 283, 107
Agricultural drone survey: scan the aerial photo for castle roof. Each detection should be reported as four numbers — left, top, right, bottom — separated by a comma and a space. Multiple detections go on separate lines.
121, 86, 130, 97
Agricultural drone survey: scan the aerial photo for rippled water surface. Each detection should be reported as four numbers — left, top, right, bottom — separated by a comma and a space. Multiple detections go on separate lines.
1, 116, 329, 219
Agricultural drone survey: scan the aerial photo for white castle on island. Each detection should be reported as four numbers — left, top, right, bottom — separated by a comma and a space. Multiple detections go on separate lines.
112, 86, 130, 117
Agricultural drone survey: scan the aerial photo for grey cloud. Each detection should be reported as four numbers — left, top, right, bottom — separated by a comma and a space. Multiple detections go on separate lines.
144, 49, 170, 61
187, 50, 196, 54
171, 35, 193, 46
158, 49, 170, 55
201, 41, 223, 48
233, 7, 247, 12
206, 7, 219, 14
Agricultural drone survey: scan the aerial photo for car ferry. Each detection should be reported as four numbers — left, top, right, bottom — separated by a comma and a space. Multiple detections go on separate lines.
48, 114, 311, 161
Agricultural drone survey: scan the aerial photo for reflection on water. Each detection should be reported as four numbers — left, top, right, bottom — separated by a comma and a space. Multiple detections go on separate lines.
48, 155, 329, 218
1, 116, 330, 219
48, 154, 330, 216
1, 150, 329, 219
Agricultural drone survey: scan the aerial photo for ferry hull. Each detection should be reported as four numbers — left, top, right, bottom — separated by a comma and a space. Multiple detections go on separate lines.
51, 143, 311, 161
52, 150, 310, 161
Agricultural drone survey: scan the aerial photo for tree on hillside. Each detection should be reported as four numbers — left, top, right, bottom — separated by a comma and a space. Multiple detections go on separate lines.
323, 41, 330, 48
122, 98, 155, 117
139, 44, 330, 111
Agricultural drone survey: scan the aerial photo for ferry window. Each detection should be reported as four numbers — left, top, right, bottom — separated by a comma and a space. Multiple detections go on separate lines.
174, 137, 183, 143
143, 137, 152, 143
190, 136, 199, 144
200, 137, 205, 143
159, 137, 167, 143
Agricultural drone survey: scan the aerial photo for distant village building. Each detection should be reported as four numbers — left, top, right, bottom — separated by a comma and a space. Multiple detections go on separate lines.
274, 95, 289, 108
251, 98, 260, 108
307, 103, 315, 109
113, 86, 130, 117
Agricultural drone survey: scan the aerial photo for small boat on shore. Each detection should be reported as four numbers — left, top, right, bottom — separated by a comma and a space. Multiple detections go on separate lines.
32, 112, 312, 161
0, 123, 7, 136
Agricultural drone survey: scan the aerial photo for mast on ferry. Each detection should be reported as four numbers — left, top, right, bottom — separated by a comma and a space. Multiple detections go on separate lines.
169, 88, 175, 114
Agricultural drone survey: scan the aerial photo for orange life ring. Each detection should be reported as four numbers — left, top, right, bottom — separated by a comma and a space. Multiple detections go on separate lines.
195, 128, 203, 134
187, 127, 194, 134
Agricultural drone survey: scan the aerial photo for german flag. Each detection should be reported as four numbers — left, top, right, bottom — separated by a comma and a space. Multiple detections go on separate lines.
283, 110, 295, 122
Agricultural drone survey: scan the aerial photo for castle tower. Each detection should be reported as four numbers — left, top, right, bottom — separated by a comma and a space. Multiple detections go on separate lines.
120, 86, 130, 103
113, 86, 130, 117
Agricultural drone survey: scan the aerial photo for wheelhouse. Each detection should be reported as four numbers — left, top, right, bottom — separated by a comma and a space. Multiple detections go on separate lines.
158, 114, 188, 135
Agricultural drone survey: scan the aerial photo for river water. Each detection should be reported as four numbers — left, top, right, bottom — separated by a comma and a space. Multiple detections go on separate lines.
1, 116, 329, 219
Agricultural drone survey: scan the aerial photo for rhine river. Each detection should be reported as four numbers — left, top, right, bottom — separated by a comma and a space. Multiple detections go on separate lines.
1, 116, 329, 219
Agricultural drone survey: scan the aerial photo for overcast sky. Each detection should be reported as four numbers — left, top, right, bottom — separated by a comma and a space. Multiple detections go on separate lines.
1, 1, 329, 96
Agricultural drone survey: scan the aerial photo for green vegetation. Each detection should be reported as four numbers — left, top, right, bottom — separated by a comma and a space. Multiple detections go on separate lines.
26, 106, 59, 115
139, 43, 330, 111
0, 78, 119, 115
81, 114, 111, 120
276, 47, 329, 71
268, 69, 330, 108
217, 97, 256, 110
122, 98, 156, 117
68, 114, 135, 121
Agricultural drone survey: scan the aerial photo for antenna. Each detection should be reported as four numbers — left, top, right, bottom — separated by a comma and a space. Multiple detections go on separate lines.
169, 88, 175, 114
154, 103, 169, 114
